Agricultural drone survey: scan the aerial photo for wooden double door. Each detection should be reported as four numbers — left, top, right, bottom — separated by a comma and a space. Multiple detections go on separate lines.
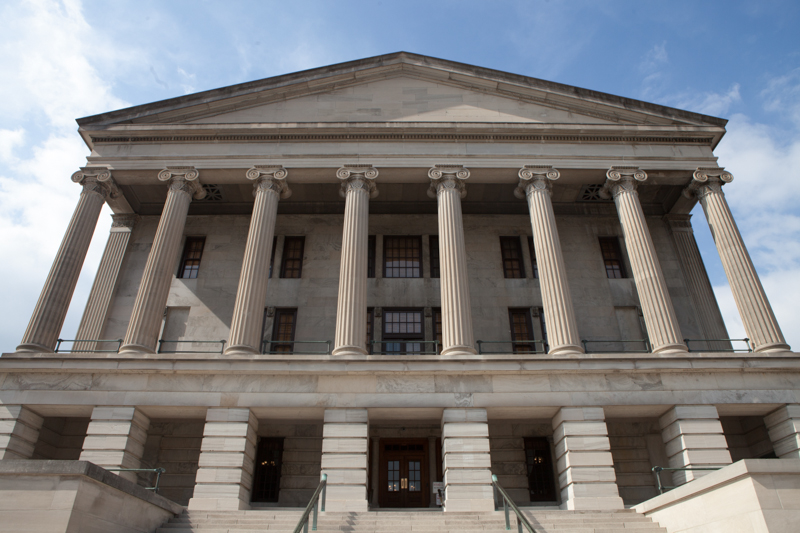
378, 439, 430, 508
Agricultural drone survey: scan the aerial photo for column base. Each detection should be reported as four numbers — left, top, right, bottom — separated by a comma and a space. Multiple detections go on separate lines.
754, 342, 792, 353
223, 345, 260, 356
548, 344, 585, 356
440, 345, 478, 356
331, 345, 367, 356
118, 343, 156, 355
15, 343, 53, 353
652, 343, 689, 354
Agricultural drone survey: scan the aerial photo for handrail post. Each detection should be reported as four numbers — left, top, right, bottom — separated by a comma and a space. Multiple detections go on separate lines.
581, 339, 587, 352
312, 501, 318, 531
55, 339, 63, 353
684, 338, 691, 352
476, 340, 483, 354
652, 466, 664, 494
504, 497, 510, 530
320, 473, 327, 512
745, 337, 752, 352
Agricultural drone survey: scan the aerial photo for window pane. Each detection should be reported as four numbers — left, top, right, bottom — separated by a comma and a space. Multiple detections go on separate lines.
178, 237, 206, 279
509, 308, 535, 353
429, 236, 440, 278
383, 309, 424, 354
409, 461, 421, 491
500, 237, 525, 279
527, 236, 539, 279
281, 237, 305, 278
388, 460, 399, 491
384, 236, 422, 278
368, 236, 376, 278
599, 237, 626, 279
270, 309, 296, 353
434, 308, 442, 354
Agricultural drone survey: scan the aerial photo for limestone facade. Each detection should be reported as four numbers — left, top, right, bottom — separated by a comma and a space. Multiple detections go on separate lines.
1, 53, 797, 515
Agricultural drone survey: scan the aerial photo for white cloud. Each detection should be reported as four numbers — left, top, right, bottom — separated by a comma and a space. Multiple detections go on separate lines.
665, 84, 742, 118
0, 129, 25, 162
640, 42, 668, 73
761, 67, 800, 126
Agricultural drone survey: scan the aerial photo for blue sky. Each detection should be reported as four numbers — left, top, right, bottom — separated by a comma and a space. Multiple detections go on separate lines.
1, 0, 799, 351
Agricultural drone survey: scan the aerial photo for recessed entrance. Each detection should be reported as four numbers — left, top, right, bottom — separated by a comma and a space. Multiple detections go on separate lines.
378, 438, 429, 508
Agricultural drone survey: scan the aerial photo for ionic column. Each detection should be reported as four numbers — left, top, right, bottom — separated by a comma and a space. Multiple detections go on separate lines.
602, 167, 687, 353
120, 168, 205, 354
428, 165, 476, 356
332, 166, 378, 356
73, 214, 137, 352
226, 167, 290, 355
17, 169, 115, 352
516, 166, 583, 354
685, 168, 790, 352
664, 215, 731, 351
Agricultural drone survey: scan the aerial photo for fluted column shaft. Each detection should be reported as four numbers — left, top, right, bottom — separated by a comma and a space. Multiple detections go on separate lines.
226, 168, 289, 355
17, 172, 111, 352
664, 215, 731, 351
333, 167, 378, 356
518, 167, 583, 354
604, 168, 687, 353
688, 169, 789, 352
429, 166, 476, 356
73, 214, 137, 352
120, 169, 204, 354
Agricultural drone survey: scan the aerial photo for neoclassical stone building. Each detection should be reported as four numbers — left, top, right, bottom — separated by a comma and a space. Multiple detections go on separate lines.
1, 53, 798, 524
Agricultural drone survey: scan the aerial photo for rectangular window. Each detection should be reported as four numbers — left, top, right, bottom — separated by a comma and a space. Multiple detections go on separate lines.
269, 236, 277, 278
500, 236, 525, 279
509, 308, 536, 353
527, 236, 539, 279
383, 309, 424, 354
384, 236, 422, 278
178, 236, 205, 279
599, 237, 626, 279
367, 307, 374, 355
368, 236, 376, 278
433, 307, 442, 354
524, 437, 557, 502
270, 308, 297, 353
251, 437, 284, 502
429, 236, 440, 278
280, 237, 305, 278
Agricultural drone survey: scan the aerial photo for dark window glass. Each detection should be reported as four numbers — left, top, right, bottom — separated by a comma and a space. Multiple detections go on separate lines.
527, 236, 539, 279
524, 437, 557, 502
383, 309, 424, 354
433, 307, 442, 355
500, 237, 525, 279
178, 237, 206, 279
367, 307, 374, 355
384, 236, 422, 278
538, 308, 549, 353
270, 309, 297, 353
429, 236, 440, 278
251, 437, 284, 502
368, 236, 376, 278
408, 460, 421, 491
269, 236, 277, 278
387, 460, 400, 491
599, 237, 626, 279
509, 308, 536, 353
280, 237, 305, 278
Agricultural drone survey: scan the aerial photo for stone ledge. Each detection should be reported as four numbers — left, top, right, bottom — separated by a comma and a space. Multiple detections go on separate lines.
0, 460, 184, 515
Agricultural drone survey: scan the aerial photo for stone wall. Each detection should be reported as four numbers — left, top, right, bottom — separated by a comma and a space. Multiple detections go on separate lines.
140, 419, 204, 505
488, 420, 554, 505
257, 422, 323, 507
721, 416, 775, 461
606, 419, 668, 505
32, 417, 88, 460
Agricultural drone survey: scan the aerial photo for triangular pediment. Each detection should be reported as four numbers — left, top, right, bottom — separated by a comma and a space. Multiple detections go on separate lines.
78, 52, 727, 131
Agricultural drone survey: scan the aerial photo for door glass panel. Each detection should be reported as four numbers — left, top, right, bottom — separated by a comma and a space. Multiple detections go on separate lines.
388, 460, 400, 491
408, 461, 421, 492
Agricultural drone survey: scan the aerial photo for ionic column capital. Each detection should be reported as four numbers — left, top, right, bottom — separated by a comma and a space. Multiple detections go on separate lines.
110, 214, 138, 233
514, 165, 560, 199
246, 165, 292, 199
71, 167, 118, 200
601, 166, 647, 199
158, 167, 206, 199
337, 165, 379, 198
683, 167, 734, 199
427, 165, 469, 199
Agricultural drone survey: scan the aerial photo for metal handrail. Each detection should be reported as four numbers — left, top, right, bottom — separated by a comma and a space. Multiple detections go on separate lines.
652, 465, 722, 494
105, 467, 166, 493
261, 340, 332, 354
581, 338, 651, 353
684, 337, 752, 353
293, 473, 327, 533
477, 340, 547, 354
55, 338, 123, 353
157, 339, 226, 354
370, 340, 440, 355
492, 475, 537, 533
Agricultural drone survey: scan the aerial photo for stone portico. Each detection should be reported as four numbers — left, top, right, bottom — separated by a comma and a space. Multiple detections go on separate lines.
1, 53, 798, 524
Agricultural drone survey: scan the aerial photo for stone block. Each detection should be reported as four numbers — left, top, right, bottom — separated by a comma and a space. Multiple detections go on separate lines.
323, 409, 368, 424
443, 484, 495, 499
191, 482, 249, 499
553, 421, 610, 442
442, 408, 488, 424
320, 453, 367, 469
200, 436, 255, 453
661, 419, 724, 443
552, 407, 606, 428
320, 468, 367, 484
205, 408, 257, 424
325, 484, 367, 501
766, 419, 800, 443
0, 406, 43, 428
558, 466, 617, 485
202, 422, 256, 439
194, 468, 251, 485
659, 405, 721, 428
187, 496, 249, 510
442, 438, 490, 454
322, 424, 368, 439
321, 438, 367, 454
764, 405, 800, 428
772, 435, 800, 458
198, 452, 255, 471
443, 468, 492, 485
442, 423, 489, 439
557, 451, 614, 471
669, 448, 732, 467
664, 434, 729, 457
443, 453, 492, 470
555, 436, 610, 457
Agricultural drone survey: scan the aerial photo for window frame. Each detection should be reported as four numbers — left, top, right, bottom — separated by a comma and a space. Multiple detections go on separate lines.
526, 236, 539, 279
366, 307, 374, 355
268, 235, 278, 278
383, 236, 423, 278
177, 236, 206, 279
499, 236, 526, 279
598, 236, 627, 279
368, 236, 376, 278
508, 307, 536, 354
280, 236, 305, 279
382, 307, 425, 354
429, 235, 440, 279
269, 308, 297, 354
433, 307, 442, 354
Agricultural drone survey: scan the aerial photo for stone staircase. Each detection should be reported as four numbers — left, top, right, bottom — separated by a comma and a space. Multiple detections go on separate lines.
157, 508, 667, 532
